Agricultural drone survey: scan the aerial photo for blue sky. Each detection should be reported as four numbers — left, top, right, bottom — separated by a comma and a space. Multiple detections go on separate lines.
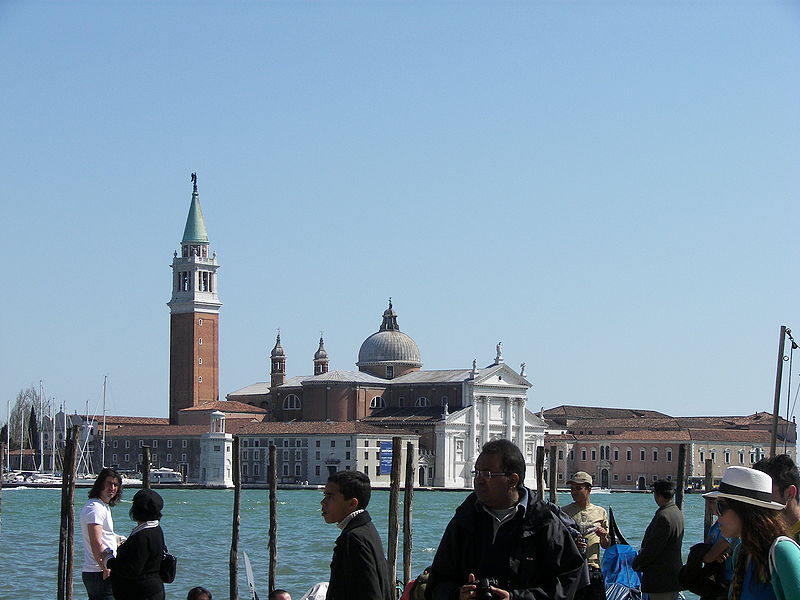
1, 2, 798, 421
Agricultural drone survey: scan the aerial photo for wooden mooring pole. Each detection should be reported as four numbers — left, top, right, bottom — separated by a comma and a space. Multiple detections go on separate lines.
771, 325, 788, 457
269, 443, 277, 594
230, 435, 241, 600
387, 436, 402, 591
141, 445, 151, 489
675, 444, 687, 510
703, 458, 715, 542
548, 445, 558, 503
403, 441, 414, 584
58, 425, 78, 600
535, 446, 545, 500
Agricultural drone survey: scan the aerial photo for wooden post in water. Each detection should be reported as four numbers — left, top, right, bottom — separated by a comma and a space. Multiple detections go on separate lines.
771, 326, 788, 457
387, 436, 402, 591
58, 425, 78, 600
703, 458, 715, 542
675, 443, 687, 510
403, 441, 415, 584
548, 445, 558, 503
230, 435, 241, 600
268, 443, 277, 594
535, 446, 545, 500
141, 446, 151, 489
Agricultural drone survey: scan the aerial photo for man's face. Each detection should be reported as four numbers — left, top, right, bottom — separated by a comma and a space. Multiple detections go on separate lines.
321, 482, 357, 524
99, 475, 120, 504
473, 452, 517, 509
570, 483, 590, 505
272, 593, 291, 600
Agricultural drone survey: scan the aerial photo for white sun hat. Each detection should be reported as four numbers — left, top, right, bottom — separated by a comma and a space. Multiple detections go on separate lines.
702, 466, 785, 510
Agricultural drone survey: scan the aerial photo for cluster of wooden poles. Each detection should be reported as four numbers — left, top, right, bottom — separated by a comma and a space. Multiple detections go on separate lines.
52, 432, 416, 600
538, 443, 718, 541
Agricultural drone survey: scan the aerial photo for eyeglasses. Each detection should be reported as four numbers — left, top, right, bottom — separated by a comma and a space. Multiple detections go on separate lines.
471, 470, 512, 479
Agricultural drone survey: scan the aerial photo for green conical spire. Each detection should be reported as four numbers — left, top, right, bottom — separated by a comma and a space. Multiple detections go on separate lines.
182, 173, 209, 244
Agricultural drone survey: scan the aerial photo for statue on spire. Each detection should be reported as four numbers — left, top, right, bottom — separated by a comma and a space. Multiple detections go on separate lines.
191, 172, 198, 193
495, 341, 504, 364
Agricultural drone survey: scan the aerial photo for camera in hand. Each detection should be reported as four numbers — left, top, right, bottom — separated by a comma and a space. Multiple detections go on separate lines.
476, 577, 498, 600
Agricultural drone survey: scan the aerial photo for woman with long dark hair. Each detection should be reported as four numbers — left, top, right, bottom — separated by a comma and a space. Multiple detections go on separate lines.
704, 467, 800, 600
80, 468, 123, 600
104, 488, 166, 600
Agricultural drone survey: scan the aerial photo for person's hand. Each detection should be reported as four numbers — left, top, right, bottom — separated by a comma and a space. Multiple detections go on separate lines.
575, 536, 588, 551
459, 573, 477, 600
487, 585, 510, 600
595, 525, 608, 537
102, 568, 111, 580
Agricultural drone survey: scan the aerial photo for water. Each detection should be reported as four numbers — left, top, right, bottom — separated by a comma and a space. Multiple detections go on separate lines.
0, 488, 708, 599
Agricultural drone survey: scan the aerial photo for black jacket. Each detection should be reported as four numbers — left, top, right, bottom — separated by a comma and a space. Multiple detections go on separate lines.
631, 499, 684, 593
107, 525, 165, 600
327, 510, 393, 600
427, 490, 585, 600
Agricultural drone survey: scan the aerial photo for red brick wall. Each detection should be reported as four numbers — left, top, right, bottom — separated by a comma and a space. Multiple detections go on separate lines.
170, 312, 219, 423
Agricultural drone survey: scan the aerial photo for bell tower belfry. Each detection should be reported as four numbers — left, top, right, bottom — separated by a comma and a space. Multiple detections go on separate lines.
167, 174, 222, 424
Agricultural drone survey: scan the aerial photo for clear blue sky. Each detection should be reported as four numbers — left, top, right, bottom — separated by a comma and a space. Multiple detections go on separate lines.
2, 2, 798, 421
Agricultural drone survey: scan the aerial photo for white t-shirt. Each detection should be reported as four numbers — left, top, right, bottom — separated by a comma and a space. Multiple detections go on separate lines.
80, 498, 117, 572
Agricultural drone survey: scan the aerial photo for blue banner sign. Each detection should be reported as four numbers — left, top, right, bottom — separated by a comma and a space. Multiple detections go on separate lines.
379, 441, 393, 475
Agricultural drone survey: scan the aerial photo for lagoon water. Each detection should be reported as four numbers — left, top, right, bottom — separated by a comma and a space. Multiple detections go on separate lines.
0, 487, 708, 600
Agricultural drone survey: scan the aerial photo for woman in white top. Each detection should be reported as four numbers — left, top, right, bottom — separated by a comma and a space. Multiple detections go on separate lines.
80, 468, 123, 600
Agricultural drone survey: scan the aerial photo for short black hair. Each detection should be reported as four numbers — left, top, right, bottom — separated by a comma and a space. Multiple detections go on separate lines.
269, 590, 290, 600
651, 479, 675, 499
130, 488, 164, 522
754, 454, 800, 496
187, 587, 212, 600
328, 470, 372, 509
88, 467, 122, 507
481, 439, 526, 485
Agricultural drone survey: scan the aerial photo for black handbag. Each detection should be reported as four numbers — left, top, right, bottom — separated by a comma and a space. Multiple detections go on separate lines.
159, 545, 177, 584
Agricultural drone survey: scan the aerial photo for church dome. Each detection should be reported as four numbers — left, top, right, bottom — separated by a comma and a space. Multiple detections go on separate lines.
356, 301, 422, 368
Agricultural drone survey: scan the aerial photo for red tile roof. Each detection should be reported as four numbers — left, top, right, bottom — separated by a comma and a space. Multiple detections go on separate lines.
237, 421, 414, 436
180, 401, 266, 413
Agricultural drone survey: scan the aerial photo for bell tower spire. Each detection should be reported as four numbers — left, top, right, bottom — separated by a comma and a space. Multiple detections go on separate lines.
314, 335, 329, 375
270, 333, 286, 388
167, 173, 222, 424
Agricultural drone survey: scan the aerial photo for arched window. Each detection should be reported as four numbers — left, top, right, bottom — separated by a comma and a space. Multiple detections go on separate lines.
369, 396, 385, 409
415, 397, 430, 407
283, 394, 301, 410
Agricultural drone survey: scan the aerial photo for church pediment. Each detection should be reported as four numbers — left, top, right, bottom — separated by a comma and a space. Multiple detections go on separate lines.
473, 364, 531, 388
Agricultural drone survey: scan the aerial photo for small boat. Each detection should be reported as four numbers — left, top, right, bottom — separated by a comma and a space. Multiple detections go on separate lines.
150, 467, 183, 484
601, 507, 642, 600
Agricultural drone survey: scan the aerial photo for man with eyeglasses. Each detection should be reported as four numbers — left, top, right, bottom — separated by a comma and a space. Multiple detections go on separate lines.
427, 439, 584, 600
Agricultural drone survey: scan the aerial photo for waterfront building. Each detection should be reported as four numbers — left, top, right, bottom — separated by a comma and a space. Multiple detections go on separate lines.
229, 302, 547, 488
235, 421, 418, 486
544, 405, 796, 490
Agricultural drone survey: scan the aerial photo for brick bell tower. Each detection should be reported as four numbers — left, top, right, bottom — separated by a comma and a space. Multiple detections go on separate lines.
167, 173, 222, 424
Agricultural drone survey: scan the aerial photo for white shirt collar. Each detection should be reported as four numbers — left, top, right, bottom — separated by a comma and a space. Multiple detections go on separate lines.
337, 509, 365, 530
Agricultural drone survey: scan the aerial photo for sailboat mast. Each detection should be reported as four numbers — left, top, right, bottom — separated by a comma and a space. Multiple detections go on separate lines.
38, 380, 44, 472
5, 399, 9, 473
101, 376, 107, 469
18, 404, 24, 471
50, 398, 55, 474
